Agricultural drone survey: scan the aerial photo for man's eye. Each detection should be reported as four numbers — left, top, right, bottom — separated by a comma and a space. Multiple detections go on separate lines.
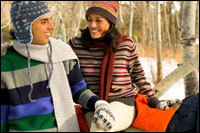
41, 21, 46, 24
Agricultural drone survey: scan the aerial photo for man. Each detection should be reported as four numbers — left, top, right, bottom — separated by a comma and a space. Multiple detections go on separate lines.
1, 1, 115, 132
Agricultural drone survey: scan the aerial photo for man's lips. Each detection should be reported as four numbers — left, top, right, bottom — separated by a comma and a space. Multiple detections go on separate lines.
44, 33, 50, 38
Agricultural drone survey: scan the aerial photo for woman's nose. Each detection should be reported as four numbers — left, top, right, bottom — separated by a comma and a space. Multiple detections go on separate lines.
90, 21, 97, 28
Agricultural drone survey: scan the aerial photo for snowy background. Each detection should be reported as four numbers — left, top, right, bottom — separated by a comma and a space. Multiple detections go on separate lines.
140, 57, 199, 100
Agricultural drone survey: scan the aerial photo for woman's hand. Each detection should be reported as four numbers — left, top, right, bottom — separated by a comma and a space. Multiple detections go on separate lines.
93, 100, 115, 131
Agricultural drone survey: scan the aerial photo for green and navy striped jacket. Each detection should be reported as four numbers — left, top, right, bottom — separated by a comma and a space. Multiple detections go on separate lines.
1, 38, 100, 132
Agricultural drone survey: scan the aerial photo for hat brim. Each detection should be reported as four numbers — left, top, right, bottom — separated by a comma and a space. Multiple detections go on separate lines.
86, 7, 117, 24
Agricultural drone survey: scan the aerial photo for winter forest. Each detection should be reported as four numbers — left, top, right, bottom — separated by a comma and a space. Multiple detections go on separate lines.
1, 1, 199, 100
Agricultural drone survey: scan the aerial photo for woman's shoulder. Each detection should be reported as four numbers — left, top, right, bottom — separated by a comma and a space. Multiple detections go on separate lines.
118, 34, 136, 50
68, 36, 84, 48
68, 36, 82, 44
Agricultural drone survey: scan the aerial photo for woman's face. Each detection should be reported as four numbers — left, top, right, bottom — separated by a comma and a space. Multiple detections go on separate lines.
87, 13, 110, 39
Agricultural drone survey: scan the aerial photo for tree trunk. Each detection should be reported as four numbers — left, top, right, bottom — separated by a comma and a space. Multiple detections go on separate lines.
68, 2, 78, 40
154, 55, 199, 98
142, 1, 146, 45
117, 1, 126, 34
152, 2, 156, 47
181, 1, 199, 97
196, 2, 199, 38
155, 1, 163, 83
164, 2, 171, 47
146, 2, 151, 46
129, 1, 134, 38
75, 1, 83, 36
148, 2, 153, 46
175, 10, 181, 48
52, 2, 59, 39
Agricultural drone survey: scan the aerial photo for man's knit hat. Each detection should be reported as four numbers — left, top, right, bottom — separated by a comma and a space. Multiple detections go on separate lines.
10, 1, 52, 102
10, 1, 50, 46
86, 1, 119, 24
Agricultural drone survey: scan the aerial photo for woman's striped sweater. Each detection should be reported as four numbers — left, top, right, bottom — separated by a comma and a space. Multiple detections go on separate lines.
68, 36, 155, 104
1, 39, 100, 132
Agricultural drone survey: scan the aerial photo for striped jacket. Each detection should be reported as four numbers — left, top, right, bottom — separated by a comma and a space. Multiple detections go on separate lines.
68, 36, 155, 105
1, 38, 99, 132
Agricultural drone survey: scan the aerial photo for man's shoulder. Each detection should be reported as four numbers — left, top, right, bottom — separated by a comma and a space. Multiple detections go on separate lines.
1, 47, 20, 72
1, 42, 13, 56
49, 37, 72, 49
48, 37, 78, 61
49, 37, 66, 45
1, 46, 18, 58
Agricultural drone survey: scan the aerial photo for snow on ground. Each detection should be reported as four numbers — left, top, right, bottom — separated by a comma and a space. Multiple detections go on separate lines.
140, 57, 185, 100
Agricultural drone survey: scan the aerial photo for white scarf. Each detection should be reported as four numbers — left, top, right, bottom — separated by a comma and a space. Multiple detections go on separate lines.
13, 38, 80, 132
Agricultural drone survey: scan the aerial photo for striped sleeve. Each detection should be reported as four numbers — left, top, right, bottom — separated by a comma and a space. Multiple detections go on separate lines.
64, 59, 100, 110
1, 105, 9, 132
1, 48, 56, 132
126, 39, 155, 98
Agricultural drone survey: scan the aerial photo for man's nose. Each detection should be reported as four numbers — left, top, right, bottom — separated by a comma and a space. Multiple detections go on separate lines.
48, 20, 54, 30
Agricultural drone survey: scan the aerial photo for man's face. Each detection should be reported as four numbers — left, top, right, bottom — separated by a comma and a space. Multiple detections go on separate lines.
31, 14, 54, 45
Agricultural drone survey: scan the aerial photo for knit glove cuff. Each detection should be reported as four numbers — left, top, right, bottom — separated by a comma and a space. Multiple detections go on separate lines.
157, 101, 169, 110
93, 100, 115, 131
148, 97, 169, 110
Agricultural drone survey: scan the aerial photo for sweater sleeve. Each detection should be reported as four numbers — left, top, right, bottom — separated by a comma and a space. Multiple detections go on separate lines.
1, 105, 9, 132
1, 54, 10, 132
126, 39, 155, 98
1, 70, 9, 132
64, 59, 100, 110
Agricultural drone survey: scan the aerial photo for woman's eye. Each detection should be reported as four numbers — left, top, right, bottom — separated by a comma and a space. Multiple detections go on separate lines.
96, 19, 102, 23
87, 19, 92, 22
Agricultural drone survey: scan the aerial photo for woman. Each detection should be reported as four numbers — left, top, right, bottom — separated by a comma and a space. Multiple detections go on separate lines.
68, 1, 170, 132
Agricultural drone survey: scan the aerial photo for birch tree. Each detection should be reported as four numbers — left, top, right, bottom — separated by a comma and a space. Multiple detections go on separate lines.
174, 3, 181, 48
142, 1, 146, 45
1, 1, 12, 43
181, 1, 199, 97
53, 2, 67, 42
154, 55, 199, 98
196, 3, 199, 38
117, 1, 126, 34
129, 1, 134, 38
164, 2, 171, 47
155, 1, 163, 83
58, 7, 66, 42
75, 1, 83, 36
151, 2, 156, 47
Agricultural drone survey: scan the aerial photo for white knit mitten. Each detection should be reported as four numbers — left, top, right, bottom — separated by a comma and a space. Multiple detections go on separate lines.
93, 100, 115, 131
